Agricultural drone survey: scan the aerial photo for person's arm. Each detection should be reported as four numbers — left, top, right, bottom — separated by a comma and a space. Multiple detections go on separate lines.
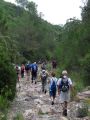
57, 79, 61, 95
47, 77, 51, 84
68, 78, 73, 90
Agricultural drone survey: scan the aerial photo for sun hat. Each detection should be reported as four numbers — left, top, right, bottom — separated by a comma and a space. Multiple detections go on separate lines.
62, 70, 68, 75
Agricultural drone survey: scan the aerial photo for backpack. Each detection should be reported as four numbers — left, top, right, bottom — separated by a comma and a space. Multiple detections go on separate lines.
32, 64, 37, 72
59, 78, 69, 92
41, 71, 47, 80
41, 64, 46, 70
25, 64, 29, 71
51, 79, 56, 91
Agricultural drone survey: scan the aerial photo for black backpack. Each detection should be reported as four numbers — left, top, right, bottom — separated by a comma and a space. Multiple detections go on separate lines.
25, 64, 29, 71
59, 78, 69, 92
41, 71, 47, 80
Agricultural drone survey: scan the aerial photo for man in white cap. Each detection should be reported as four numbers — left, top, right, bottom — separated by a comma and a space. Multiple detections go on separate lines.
57, 70, 73, 116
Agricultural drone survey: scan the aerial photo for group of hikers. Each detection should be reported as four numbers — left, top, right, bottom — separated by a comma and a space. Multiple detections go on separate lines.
15, 60, 72, 117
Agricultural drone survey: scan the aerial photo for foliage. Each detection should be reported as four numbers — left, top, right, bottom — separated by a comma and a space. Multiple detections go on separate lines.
77, 103, 88, 118
80, 53, 90, 86
13, 113, 24, 120
0, 51, 17, 100
0, 0, 90, 96
0, 95, 9, 111
0, 111, 7, 120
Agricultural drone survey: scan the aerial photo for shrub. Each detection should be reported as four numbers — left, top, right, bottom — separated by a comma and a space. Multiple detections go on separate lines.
81, 53, 90, 86
0, 95, 9, 111
13, 113, 24, 120
0, 53, 17, 100
0, 111, 7, 120
77, 103, 88, 118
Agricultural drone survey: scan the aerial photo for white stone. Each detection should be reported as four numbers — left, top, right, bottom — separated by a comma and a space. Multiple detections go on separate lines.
24, 109, 34, 117
34, 99, 44, 105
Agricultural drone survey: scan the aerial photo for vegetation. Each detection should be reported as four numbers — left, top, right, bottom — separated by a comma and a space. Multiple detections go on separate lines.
77, 102, 88, 118
13, 113, 24, 120
0, 0, 90, 118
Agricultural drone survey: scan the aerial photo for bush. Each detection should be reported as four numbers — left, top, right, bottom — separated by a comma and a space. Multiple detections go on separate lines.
0, 95, 9, 111
81, 53, 90, 86
0, 111, 7, 120
70, 72, 84, 92
13, 113, 24, 120
0, 53, 17, 100
77, 103, 88, 118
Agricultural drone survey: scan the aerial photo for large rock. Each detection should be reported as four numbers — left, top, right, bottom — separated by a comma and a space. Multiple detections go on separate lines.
77, 91, 90, 100
24, 109, 36, 120
37, 104, 53, 114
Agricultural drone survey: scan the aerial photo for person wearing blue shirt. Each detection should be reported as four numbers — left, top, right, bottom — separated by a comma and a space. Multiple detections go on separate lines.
31, 62, 38, 84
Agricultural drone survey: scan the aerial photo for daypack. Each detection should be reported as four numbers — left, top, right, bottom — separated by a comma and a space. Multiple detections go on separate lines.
32, 64, 37, 72
51, 79, 56, 91
41, 71, 47, 80
59, 78, 69, 92
25, 64, 29, 71
41, 64, 46, 70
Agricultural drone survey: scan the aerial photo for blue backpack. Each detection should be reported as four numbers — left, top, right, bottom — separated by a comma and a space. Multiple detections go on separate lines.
51, 79, 56, 91
32, 64, 37, 72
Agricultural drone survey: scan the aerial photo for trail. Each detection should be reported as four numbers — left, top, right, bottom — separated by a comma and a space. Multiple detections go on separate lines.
7, 73, 90, 120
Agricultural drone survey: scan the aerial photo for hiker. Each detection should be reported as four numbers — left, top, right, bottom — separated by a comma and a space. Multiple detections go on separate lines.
15, 65, 21, 87
25, 62, 30, 81
57, 70, 72, 116
15, 65, 20, 82
21, 64, 25, 78
52, 59, 57, 69
39, 69, 48, 93
41, 62, 46, 70
31, 62, 38, 84
48, 72, 57, 105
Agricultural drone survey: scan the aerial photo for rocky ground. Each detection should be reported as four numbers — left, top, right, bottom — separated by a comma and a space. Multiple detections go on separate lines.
7, 74, 90, 120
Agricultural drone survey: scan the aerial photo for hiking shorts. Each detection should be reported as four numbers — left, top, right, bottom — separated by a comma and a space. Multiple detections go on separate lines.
49, 89, 56, 98
59, 91, 70, 103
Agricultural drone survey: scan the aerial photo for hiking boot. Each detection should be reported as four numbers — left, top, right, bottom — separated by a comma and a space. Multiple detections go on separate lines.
44, 90, 47, 94
35, 81, 37, 84
51, 101, 54, 105
32, 80, 33, 83
63, 109, 67, 116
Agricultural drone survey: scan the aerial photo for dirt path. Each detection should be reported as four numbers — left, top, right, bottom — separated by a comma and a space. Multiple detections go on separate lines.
7, 73, 90, 120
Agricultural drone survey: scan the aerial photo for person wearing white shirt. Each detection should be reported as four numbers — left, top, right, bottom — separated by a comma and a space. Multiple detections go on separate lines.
57, 70, 72, 116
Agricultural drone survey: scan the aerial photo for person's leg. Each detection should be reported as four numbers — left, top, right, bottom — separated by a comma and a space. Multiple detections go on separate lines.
22, 71, 24, 78
31, 72, 34, 83
64, 101, 68, 109
52, 90, 56, 105
63, 101, 68, 116
34, 72, 37, 84
42, 79, 44, 92
44, 79, 47, 94
51, 90, 56, 105
49, 90, 54, 105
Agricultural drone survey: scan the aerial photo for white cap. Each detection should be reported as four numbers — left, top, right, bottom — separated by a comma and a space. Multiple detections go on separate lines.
62, 70, 68, 75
